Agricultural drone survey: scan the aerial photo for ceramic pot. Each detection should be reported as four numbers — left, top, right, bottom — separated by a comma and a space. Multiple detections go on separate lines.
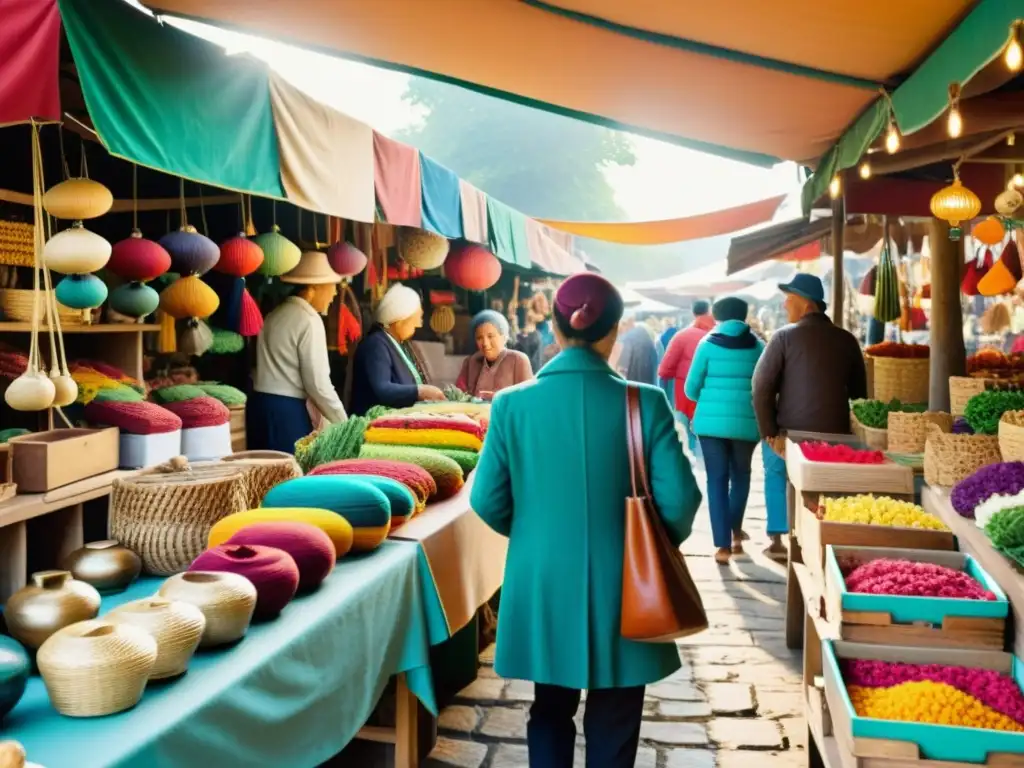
106, 598, 205, 680
0, 741, 25, 768
37, 619, 156, 717
0, 638, 29, 720
158, 572, 256, 647
62, 540, 142, 594
5, 571, 101, 649
189, 544, 299, 620
224, 522, 335, 592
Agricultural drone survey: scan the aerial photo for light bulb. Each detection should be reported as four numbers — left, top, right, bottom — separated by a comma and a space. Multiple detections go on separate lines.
1012, 173, 1024, 189
885, 123, 900, 154
859, 162, 872, 180
1007, 35, 1023, 72
948, 106, 963, 139
829, 175, 841, 199
1010, 133, 1017, 147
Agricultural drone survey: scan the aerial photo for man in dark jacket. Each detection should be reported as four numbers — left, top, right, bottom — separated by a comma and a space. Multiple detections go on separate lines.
752, 274, 867, 559
615, 316, 659, 385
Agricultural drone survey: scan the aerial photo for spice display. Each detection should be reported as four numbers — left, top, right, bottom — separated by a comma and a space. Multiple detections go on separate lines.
848, 681, 1023, 731
843, 558, 995, 600
851, 399, 927, 429
865, 342, 930, 359
951, 463, 1024, 517
821, 495, 948, 530
964, 390, 1024, 434
967, 350, 1024, 375
800, 442, 885, 464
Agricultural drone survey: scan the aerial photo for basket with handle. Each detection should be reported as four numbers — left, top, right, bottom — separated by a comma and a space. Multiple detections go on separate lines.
869, 356, 929, 405
850, 412, 888, 451
949, 376, 990, 416
923, 424, 1001, 487
999, 411, 1024, 461
109, 457, 252, 575
218, 450, 302, 507
888, 411, 954, 454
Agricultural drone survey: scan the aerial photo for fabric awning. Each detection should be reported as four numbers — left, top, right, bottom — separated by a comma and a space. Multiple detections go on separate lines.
142, 0, 977, 166
727, 217, 833, 274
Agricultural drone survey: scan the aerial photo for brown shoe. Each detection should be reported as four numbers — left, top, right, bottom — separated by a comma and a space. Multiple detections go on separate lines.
714, 548, 731, 565
763, 536, 788, 562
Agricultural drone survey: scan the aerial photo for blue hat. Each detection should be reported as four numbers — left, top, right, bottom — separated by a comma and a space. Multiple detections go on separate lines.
471, 309, 510, 337
778, 274, 827, 311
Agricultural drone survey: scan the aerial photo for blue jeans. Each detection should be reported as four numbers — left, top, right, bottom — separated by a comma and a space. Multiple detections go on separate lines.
699, 437, 756, 548
762, 441, 789, 536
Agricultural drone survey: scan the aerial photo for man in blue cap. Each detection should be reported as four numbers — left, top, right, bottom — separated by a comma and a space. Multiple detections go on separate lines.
752, 274, 867, 561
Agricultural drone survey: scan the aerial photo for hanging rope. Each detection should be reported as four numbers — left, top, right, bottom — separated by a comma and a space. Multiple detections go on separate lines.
28, 122, 44, 376
35, 126, 72, 378
57, 124, 70, 181
178, 178, 188, 229
132, 164, 139, 231
198, 185, 209, 236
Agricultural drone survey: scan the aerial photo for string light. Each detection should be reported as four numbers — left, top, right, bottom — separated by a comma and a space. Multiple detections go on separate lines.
1010, 133, 1017, 147
1007, 23, 1022, 72
947, 84, 963, 139
859, 162, 872, 180
829, 175, 841, 199
1012, 173, 1024, 189
885, 121, 901, 154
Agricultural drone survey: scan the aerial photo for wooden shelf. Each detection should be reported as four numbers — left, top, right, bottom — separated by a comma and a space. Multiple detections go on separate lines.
0, 323, 159, 333
0, 469, 136, 528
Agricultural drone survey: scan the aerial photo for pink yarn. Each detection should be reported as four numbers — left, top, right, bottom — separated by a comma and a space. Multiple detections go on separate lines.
844, 558, 997, 600
225, 522, 335, 592
162, 396, 231, 428
842, 659, 1024, 727
84, 400, 182, 435
190, 544, 299, 620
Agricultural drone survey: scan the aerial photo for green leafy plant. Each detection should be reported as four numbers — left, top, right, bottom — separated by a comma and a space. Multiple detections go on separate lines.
850, 398, 927, 429
964, 390, 1024, 435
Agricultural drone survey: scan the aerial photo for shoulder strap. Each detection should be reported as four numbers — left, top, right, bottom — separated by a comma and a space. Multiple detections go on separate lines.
626, 385, 653, 500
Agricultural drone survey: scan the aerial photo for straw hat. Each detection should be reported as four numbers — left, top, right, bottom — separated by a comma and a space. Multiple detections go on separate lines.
280, 251, 342, 285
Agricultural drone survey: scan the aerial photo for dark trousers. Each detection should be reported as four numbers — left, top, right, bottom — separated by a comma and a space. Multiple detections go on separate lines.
528, 683, 645, 768
699, 436, 757, 548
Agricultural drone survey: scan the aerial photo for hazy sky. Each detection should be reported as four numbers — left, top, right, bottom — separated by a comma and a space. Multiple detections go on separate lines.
160, 12, 801, 223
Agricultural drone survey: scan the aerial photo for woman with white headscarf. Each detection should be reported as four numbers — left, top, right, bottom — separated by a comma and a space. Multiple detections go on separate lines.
350, 284, 446, 415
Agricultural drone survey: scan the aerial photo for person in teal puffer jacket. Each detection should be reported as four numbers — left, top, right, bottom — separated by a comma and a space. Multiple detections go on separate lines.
684, 297, 764, 564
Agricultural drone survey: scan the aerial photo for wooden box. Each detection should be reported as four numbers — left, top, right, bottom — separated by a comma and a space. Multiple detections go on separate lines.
823, 640, 1024, 766
825, 545, 1008, 649
229, 405, 246, 453
800, 496, 955, 579
786, 438, 914, 496
8, 428, 119, 493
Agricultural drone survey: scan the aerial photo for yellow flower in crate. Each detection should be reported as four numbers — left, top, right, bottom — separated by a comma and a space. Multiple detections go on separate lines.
822, 495, 948, 530
849, 681, 1024, 732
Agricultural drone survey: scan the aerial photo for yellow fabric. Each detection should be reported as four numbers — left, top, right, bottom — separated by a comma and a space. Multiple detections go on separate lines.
268, 72, 376, 223
208, 507, 354, 558
364, 427, 483, 452
978, 260, 1017, 297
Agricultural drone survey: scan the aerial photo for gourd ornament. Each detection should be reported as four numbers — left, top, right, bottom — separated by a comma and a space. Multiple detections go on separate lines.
107, 229, 171, 319
42, 178, 112, 221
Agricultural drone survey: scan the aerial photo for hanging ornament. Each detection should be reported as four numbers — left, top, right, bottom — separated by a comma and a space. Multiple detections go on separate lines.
962, 247, 994, 296
253, 225, 301, 277
981, 239, 1024, 297
326, 241, 368, 278
858, 265, 877, 296
109, 282, 160, 318
996, 189, 1023, 217
109, 230, 171, 282
398, 227, 449, 270
930, 173, 981, 240
160, 225, 219, 276
216, 234, 264, 277
42, 178, 113, 221
429, 305, 456, 335
873, 240, 901, 323
215, 212, 266, 337
43, 222, 111, 274
972, 216, 1007, 246
445, 242, 501, 291
55, 274, 108, 310
159, 275, 220, 320
177, 319, 214, 356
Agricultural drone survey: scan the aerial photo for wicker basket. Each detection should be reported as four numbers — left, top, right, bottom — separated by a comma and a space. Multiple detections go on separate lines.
869, 356, 929, 405
923, 424, 1002, 487
998, 411, 1024, 461
218, 450, 302, 507
888, 411, 954, 454
949, 376, 990, 416
110, 460, 251, 576
850, 413, 887, 450
0, 288, 85, 325
0, 220, 34, 267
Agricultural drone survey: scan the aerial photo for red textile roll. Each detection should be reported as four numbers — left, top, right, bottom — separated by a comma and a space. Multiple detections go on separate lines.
84, 400, 182, 435
190, 544, 299, 620
370, 413, 485, 440
162, 396, 231, 428
225, 522, 335, 592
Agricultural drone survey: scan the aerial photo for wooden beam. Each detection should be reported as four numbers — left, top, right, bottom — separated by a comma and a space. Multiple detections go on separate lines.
0, 188, 240, 212
831, 192, 845, 328
868, 130, 1013, 175
928, 218, 965, 411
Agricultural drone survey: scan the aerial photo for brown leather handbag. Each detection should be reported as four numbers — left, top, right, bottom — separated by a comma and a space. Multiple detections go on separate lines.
621, 385, 708, 642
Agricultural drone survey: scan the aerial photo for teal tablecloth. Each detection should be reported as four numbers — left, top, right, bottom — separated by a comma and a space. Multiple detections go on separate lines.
3, 540, 436, 768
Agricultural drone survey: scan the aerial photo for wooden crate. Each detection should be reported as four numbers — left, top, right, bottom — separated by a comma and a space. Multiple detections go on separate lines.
800, 496, 955, 579
786, 438, 914, 496
8, 427, 119, 493
229, 405, 246, 453
824, 640, 1024, 767
825, 545, 1008, 649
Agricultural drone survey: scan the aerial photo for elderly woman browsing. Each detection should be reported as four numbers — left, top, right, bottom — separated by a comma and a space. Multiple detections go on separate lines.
350, 284, 446, 415
455, 310, 534, 400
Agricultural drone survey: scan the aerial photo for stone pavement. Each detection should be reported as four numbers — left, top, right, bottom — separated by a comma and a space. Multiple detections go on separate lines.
427, 454, 805, 768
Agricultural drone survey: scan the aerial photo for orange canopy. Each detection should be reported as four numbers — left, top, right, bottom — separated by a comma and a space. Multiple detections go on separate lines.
143, 0, 975, 166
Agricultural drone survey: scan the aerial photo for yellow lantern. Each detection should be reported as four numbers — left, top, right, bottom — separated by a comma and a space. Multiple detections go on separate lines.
159, 275, 220, 320
43, 178, 113, 221
930, 176, 981, 240
42, 222, 112, 274
429, 306, 456, 335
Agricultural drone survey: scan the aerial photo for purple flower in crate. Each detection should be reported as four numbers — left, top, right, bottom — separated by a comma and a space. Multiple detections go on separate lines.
951, 461, 1024, 518
952, 417, 974, 434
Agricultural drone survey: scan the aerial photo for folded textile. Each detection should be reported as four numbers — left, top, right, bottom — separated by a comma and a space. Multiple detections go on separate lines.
363, 426, 482, 453
370, 413, 485, 440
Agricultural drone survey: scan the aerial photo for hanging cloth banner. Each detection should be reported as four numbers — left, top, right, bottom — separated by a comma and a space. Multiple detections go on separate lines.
0, 0, 62, 126
419, 153, 463, 239
268, 72, 375, 223
525, 219, 586, 275
373, 132, 422, 227
59, 0, 284, 198
459, 179, 489, 244
487, 197, 531, 268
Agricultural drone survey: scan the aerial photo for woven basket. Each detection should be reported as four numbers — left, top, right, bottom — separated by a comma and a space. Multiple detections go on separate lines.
998, 411, 1024, 461
36, 619, 157, 717
923, 424, 1002, 487
0, 288, 84, 325
888, 411, 954, 454
869, 356, 929, 405
158, 571, 257, 647
106, 598, 205, 680
850, 413, 887, 450
218, 450, 302, 507
949, 376, 990, 416
110, 460, 251, 576
0, 220, 34, 267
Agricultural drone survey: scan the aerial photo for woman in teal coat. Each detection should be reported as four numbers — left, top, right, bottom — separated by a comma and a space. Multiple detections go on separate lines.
683, 296, 764, 564
471, 273, 702, 768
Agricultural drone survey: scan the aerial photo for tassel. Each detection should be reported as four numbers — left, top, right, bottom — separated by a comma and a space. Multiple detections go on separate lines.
178, 318, 214, 356
157, 310, 177, 353
239, 289, 264, 336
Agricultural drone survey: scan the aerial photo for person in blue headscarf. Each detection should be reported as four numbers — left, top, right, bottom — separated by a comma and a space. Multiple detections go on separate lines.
456, 310, 534, 400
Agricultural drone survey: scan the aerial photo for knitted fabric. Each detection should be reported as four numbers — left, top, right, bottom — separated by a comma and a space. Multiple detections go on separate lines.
0, 350, 28, 379
308, 459, 435, 512
209, 327, 245, 355
364, 427, 482, 453
92, 386, 145, 403
224, 522, 335, 592
162, 396, 231, 428
196, 382, 247, 406
190, 544, 299, 620
151, 384, 207, 403
434, 448, 479, 474
371, 413, 486, 440
84, 400, 182, 435
358, 444, 464, 500
209, 507, 354, 558
71, 359, 140, 389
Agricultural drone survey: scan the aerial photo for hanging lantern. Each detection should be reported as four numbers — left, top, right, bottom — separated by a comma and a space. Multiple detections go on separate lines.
445, 242, 501, 291
429, 305, 456, 335
399, 227, 449, 270
109, 282, 160, 318
55, 274, 108, 310
6, 371, 55, 412
326, 241, 367, 278
972, 216, 1006, 246
43, 222, 111, 274
253, 225, 301, 277
930, 176, 981, 240
238, 291, 263, 337
159, 275, 220, 320
108, 230, 171, 282
996, 189, 1023, 217
178, 319, 215, 356
42, 178, 113, 221
216, 234, 264, 277
160, 225, 219, 276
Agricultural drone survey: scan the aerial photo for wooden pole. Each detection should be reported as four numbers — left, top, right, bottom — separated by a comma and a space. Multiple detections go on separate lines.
928, 218, 966, 411
831, 192, 845, 327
